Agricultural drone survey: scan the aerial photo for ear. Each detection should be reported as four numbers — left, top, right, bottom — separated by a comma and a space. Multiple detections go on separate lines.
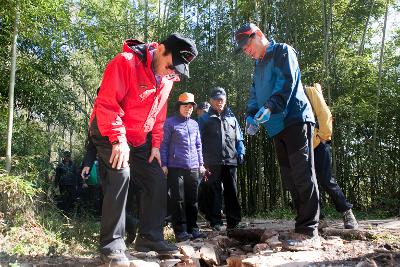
157, 43, 165, 53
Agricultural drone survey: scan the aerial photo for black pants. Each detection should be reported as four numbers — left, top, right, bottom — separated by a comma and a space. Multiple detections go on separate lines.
91, 119, 167, 254
59, 184, 78, 213
167, 167, 200, 233
314, 142, 352, 216
274, 122, 320, 237
202, 165, 241, 228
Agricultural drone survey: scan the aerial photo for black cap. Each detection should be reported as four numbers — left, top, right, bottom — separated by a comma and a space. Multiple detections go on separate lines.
63, 151, 71, 157
162, 33, 198, 78
210, 87, 226, 100
234, 23, 260, 53
197, 101, 210, 111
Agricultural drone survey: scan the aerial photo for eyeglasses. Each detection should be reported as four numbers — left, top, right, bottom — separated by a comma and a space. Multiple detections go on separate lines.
180, 50, 196, 63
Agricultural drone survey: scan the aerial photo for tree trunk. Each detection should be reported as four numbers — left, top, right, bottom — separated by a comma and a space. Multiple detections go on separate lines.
6, 4, 19, 172
358, 0, 374, 55
371, 0, 388, 200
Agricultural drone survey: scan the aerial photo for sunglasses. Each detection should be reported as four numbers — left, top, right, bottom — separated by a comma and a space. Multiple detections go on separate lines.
180, 50, 196, 63
236, 31, 256, 43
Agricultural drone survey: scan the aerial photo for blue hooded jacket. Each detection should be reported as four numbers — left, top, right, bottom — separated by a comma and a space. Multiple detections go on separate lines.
247, 39, 315, 137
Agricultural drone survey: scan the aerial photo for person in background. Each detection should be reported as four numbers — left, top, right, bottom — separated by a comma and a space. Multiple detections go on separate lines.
160, 92, 207, 242
235, 23, 320, 251
55, 150, 81, 213
198, 87, 245, 231
305, 83, 358, 230
196, 101, 210, 118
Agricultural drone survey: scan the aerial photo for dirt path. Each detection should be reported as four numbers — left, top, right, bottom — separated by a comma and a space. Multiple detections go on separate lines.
1, 218, 399, 266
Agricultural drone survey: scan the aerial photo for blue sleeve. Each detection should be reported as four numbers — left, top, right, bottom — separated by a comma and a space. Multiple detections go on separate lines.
265, 45, 299, 113
160, 119, 173, 167
197, 113, 208, 134
194, 121, 204, 166
247, 75, 259, 117
235, 117, 245, 156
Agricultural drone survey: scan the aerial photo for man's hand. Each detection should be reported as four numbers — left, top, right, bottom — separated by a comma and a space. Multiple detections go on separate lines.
81, 166, 91, 179
246, 116, 258, 127
110, 142, 130, 169
254, 107, 271, 123
237, 154, 245, 165
199, 165, 206, 176
162, 166, 168, 176
149, 147, 162, 166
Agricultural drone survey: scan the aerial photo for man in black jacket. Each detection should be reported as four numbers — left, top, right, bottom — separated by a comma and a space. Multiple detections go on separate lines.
198, 87, 245, 231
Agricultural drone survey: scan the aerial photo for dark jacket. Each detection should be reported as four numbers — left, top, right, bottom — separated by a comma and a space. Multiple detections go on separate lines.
160, 115, 203, 169
198, 107, 245, 166
55, 160, 78, 186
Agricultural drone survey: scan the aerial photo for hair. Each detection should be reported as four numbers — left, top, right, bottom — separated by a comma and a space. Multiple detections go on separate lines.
174, 101, 196, 113
160, 38, 173, 56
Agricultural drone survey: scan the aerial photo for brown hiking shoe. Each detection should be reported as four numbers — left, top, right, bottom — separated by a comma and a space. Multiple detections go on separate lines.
280, 233, 321, 251
343, 209, 359, 229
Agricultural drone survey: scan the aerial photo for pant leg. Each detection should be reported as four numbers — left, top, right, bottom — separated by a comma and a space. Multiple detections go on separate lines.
168, 167, 187, 233
221, 165, 241, 227
126, 170, 140, 239
314, 142, 352, 213
131, 139, 166, 241
204, 165, 223, 226
90, 118, 129, 254
184, 168, 200, 232
274, 122, 319, 237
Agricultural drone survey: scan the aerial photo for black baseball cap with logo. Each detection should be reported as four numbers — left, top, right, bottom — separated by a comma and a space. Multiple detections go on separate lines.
234, 23, 260, 53
162, 33, 198, 78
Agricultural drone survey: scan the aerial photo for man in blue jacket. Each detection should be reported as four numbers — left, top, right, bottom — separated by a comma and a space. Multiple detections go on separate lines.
198, 87, 245, 231
235, 23, 320, 251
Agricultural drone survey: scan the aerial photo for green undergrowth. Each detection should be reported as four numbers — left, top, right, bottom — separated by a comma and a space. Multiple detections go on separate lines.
0, 164, 99, 260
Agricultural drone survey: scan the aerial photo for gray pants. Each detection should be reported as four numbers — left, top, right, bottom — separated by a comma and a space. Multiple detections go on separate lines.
91, 118, 167, 254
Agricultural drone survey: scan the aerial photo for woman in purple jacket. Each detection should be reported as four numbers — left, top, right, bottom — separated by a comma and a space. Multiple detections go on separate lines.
161, 92, 206, 242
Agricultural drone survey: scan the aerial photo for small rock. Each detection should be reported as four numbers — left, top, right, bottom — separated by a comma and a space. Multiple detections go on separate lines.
180, 245, 195, 257
265, 235, 282, 252
226, 256, 243, 267
260, 230, 278, 243
253, 243, 271, 254
131, 259, 160, 267
242, 244, 253, 253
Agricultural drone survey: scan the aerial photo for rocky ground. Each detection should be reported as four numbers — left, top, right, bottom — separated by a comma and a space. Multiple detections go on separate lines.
1, 218, 400, 267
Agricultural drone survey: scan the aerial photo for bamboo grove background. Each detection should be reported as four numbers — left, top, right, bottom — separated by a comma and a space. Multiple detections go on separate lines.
1, 0, 399, 215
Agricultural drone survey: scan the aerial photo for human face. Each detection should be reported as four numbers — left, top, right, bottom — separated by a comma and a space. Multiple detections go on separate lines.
153, 45, 179, 77
196, 109, 206, 117
210, 97, 226, 114
179, 103, 194, 118
242, 33, 266, 60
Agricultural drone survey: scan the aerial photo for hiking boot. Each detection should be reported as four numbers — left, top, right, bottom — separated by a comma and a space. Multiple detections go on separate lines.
134, 235, 178, 253
175, 231, 192, 242
280, 233, 321, 251
190, 228, 207, 239
343, 209, 359, 229
100, 249, 130, 267
318, 219, 329, 230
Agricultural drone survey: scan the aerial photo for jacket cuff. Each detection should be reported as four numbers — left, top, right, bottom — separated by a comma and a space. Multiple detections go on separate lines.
109, 134, 127, 144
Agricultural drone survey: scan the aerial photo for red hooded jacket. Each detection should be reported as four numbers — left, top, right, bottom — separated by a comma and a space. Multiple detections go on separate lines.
89, 40, 179, 148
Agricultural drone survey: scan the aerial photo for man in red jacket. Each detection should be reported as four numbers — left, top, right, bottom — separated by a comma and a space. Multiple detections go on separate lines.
89, 33, 197, 266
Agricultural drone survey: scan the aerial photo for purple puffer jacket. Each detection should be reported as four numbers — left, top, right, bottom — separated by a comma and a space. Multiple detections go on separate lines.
160, 115, 203, 169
